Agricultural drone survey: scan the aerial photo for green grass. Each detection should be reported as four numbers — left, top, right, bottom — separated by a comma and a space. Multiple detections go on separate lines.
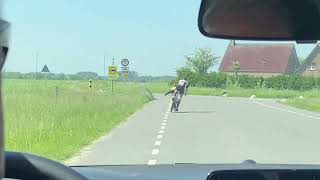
145, 82, 313, 98
284, 98, 320, 112
188, 87, 320, 99
4, 79, 152, 161
144, 82, 170, 93
145, 82, 320, 112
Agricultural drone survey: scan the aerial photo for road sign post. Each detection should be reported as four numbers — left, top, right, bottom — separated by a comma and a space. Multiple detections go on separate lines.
55, 86, 59, 101
121, 59, 129, 67
41, 64, 50, 88
89, 79, 92, 91
121, 66, 129, 84
121, 59, 130, 85
108, 65, 118, 94
122, 73, 129, 85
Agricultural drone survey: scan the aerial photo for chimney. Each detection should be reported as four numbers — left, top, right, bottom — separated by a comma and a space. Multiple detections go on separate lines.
230, 40, 236, 46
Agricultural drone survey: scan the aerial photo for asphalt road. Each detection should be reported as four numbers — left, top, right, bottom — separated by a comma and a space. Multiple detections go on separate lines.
67, 94, 320, 166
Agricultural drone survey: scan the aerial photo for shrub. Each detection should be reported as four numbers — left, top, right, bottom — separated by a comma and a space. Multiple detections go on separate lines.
258, 76, 264, 87
177, 66, 318, 91
238, 75, 257, 89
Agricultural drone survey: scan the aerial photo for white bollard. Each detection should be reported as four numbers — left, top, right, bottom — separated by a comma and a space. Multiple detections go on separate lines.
280, 99, 287, 103
250, 95, 256, 99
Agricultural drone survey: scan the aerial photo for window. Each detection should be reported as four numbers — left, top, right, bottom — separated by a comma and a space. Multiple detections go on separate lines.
309, 63, 316, 71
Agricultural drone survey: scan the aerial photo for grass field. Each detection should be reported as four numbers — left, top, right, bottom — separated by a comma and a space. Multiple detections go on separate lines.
145, 82, 320, 98
6, 80, 318, 161
3, 79, 152, 161
284, 98, 320, 112
145, 82, 320, 112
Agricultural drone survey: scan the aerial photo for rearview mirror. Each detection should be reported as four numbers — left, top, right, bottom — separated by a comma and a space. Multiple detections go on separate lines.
0, 20, 9, 66
207, 170, 320, 180
198, 0, 320, 42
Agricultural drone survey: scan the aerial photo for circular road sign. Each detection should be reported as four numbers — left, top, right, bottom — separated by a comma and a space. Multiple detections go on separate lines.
121, 59, 129, 66
109, 67, 117, 74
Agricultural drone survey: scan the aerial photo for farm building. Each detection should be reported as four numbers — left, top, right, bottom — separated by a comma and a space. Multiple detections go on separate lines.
219, 41, 300, 77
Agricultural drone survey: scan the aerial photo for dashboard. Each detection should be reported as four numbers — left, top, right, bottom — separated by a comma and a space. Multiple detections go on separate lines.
72, 163, 320, 180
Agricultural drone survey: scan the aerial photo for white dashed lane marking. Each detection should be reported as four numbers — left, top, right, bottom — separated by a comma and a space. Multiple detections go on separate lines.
147, 99, 172, 165
154, 141, 161, 146
148, 160, 157, 165
152, 149, 159, 155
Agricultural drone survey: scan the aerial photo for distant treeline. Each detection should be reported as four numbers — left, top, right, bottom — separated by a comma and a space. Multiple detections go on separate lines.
3, 71, 176, 82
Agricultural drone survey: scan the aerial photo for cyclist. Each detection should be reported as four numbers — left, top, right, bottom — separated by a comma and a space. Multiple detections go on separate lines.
165, 78, 188, 111
175, 78, 188, 110
164, 78, 189, 96
176, 79, 188, 96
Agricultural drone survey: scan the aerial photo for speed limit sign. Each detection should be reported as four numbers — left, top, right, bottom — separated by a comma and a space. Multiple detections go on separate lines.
121, 59, 129, 66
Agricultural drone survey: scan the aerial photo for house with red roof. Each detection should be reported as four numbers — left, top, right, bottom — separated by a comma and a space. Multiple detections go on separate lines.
219, 41, 300, 77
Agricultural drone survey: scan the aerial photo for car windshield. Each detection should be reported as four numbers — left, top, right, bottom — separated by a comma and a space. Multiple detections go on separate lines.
2, 1, 320, 166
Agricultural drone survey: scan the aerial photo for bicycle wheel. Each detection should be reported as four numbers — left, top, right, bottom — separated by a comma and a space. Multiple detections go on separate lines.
170, 101, 175, 112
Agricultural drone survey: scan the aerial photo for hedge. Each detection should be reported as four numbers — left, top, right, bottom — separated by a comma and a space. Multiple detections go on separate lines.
264, 75, 317, 90
176, 68, 320, 91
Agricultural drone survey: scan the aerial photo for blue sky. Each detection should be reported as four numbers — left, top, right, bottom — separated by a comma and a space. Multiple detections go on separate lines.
2, 0, 317, 76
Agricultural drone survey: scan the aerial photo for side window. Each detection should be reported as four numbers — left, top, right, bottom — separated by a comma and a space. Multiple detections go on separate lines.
309, 63, 316, 71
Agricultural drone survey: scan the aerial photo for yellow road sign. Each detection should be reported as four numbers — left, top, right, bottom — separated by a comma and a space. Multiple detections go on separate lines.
122, 73, 128, 79
108, 66, 118, 78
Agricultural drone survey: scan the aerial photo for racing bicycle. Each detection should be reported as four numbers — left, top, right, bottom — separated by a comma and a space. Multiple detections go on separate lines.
170, 90, 181, 112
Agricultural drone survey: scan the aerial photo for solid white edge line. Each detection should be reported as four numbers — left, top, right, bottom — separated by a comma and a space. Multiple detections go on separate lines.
253, 100, 320, 120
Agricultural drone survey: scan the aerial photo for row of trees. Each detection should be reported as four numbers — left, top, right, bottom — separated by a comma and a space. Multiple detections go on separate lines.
3, 71, 175, 82
3, 72, 103, 80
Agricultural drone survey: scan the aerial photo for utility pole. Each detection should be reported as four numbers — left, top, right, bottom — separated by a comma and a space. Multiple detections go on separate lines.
35, 52, 38, 79
111, 58, 115, 94
103, 55, 106, 76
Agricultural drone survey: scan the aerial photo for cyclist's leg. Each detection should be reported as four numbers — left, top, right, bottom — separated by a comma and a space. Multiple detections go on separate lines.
179, 87, 184, 103
176, 95, 180, 111
176, 91, 182, 109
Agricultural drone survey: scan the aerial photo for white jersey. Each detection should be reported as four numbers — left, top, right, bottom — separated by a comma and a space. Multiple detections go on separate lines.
178, 79, 188, 87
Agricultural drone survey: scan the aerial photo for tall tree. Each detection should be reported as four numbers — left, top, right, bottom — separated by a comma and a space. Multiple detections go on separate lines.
229, 61, 240, 77
229, 61, 240, 85
185, 48, 219, 75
